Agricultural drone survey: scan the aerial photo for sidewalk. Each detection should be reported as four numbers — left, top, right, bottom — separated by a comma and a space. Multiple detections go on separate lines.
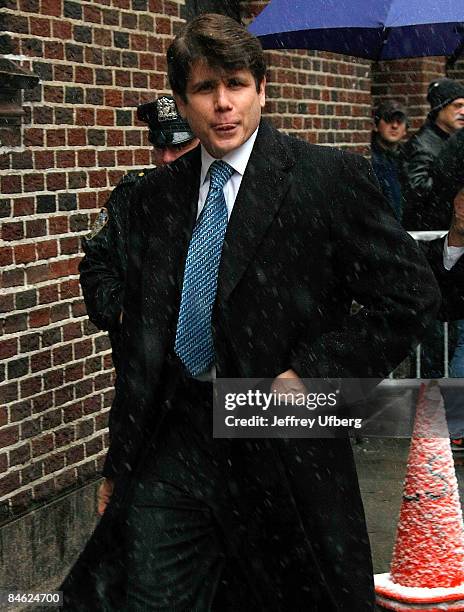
3, 436, 463, 610
355, 437, 464, 573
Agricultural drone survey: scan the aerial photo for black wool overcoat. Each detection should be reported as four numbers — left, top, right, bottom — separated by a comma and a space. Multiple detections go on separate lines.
62, 120, 440, 611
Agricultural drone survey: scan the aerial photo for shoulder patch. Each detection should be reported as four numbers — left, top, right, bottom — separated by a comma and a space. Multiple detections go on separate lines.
118, 168, 152, 186
85, 207, 109, 240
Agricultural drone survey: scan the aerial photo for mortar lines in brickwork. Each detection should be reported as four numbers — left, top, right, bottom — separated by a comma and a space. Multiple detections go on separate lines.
1, 0, 459, 519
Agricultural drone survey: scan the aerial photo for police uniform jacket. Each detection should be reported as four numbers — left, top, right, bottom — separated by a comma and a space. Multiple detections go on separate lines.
79, 169, 154, 373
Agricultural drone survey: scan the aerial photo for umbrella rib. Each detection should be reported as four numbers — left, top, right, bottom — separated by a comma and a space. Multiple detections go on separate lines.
375, 26, 391, 62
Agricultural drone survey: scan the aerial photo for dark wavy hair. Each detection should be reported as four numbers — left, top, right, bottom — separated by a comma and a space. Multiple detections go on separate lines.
167, 13, 266, 101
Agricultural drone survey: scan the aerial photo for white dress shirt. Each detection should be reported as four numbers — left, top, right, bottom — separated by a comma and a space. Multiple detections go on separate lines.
443, 234, 464, 271
197, 127, 259, 220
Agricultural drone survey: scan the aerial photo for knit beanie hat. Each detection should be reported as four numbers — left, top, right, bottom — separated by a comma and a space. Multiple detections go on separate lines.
427, 78, 464, 117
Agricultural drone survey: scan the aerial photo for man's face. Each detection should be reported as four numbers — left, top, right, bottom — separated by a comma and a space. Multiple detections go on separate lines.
375, 117, 407, 147
454, 187, 464, 209
153, 137, 199, 166
452, 187, 464, 236
175, 61, 266, 159
436, 98, 464, 134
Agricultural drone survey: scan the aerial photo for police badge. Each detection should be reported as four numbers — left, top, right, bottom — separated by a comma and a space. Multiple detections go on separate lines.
85, 207, 109, 240
156, 96, 178, 122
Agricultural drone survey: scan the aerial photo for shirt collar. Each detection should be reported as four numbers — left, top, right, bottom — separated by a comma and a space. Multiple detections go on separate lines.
200, 126, 259, 186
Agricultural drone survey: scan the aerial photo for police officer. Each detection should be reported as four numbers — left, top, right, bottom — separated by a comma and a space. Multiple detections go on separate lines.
79, 98, 198, 514
80, 96, 199, 371
138, 95, 200, 166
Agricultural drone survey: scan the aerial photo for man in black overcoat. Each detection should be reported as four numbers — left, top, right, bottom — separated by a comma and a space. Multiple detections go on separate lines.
62, 14, 440, 612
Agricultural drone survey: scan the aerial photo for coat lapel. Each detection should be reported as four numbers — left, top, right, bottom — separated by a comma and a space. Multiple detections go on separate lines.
142, 146, 201, 298
217, 120, 295, 303
140, 146, 201, 342
141, 145, 201, 237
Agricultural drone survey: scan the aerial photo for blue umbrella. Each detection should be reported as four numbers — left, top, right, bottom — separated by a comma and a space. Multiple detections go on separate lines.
249, 0, 464, 60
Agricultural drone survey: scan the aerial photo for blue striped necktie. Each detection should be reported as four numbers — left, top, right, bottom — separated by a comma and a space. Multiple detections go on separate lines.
174, 160, 235, 376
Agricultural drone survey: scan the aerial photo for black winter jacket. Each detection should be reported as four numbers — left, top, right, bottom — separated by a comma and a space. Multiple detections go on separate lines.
401, 120, 452, 231
79, 168, 154, 372
371, 135, 404, 221
421, 236, 464, 322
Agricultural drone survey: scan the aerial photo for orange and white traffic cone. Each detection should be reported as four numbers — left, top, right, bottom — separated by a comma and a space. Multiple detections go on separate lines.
375, 381, 464, 611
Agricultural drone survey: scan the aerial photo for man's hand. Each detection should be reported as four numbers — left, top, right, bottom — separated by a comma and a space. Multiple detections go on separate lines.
97, 477, 114, 516
271, 369, 308, 400
449, 189, 464, 246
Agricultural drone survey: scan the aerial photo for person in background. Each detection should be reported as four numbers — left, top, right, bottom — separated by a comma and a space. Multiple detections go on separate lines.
402, 77, 464, 230
422, 181, 464, 452
401, 79, 464, 382
80, 96, 199, 374
138, 95, 200, 166
446, 186, 464, 451
79, 96, 199, 514
371, 100, 408, 221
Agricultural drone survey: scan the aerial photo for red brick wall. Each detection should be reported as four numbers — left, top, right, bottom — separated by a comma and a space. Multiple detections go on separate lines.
262, 50, 372, 149
371, 57, 464, 137
0, 0, 183, 520
372, 57, 447, 132
242, 1, 372, 151
447, 58, 464, 87
0, 0, 453, 520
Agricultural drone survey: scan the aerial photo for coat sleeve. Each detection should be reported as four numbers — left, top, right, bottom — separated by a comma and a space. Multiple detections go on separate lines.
432, 130, 464, 198
79, 181, 130, 331
290, 153, 441, 379
420, 237, 464, 321
403, 133, 462, 206
402, 144, 436, 200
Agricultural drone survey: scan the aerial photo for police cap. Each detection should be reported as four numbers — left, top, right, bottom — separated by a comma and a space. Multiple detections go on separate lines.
137, 96, 195, 147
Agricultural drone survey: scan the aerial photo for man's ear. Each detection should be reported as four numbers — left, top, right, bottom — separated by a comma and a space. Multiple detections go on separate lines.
259, 77, 266, 108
